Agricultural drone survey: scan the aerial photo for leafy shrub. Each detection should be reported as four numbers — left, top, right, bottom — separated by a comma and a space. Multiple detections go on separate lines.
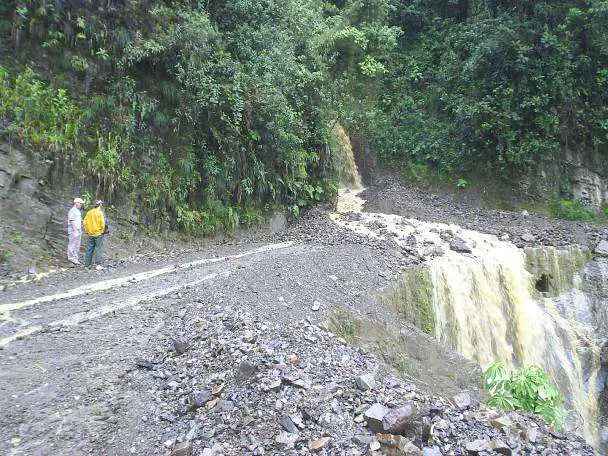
0, 66, 81, 159
0, 247, 12, 263
457, 178, 469, 189
401, 162, 435, 187
370, 1, 608, 183
482, 362, 567, 429
328, 307, 359, 341
551, 200, 595, 221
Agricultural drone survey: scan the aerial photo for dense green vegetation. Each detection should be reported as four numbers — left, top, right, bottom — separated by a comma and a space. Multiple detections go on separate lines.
483, 362, 567, 428
372, 0, 608, 186
551, 199, 595, 221
1, 1, 607, 231
0, 0, 390, 232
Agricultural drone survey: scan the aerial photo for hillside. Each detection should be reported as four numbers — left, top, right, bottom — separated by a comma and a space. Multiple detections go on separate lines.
1, 1, 607, 244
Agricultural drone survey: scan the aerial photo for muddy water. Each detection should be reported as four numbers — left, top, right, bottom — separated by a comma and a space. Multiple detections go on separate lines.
331, 146, 606, 446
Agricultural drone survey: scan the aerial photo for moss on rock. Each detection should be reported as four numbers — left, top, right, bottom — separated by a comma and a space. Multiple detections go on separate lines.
381, 267, 436, 336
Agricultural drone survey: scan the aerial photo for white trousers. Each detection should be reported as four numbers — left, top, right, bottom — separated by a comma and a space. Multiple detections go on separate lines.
67, 231, 82, 263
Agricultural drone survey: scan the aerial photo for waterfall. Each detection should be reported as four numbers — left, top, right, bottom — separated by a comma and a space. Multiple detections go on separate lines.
428, 247, 605, 446
328, 129, 608, 448
330, 122, 362, 189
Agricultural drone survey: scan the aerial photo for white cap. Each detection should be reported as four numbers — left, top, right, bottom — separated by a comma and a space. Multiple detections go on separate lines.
73, 197, 84, 204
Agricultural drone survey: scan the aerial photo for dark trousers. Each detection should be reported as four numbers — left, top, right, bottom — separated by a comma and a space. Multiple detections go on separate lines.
85, 235, 104, 266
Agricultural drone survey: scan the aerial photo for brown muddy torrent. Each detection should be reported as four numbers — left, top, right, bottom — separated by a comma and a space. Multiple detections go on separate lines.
330, 126, 608, 451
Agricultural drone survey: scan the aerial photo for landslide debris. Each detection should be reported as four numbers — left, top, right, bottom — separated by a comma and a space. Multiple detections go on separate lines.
131, 305, 594, 455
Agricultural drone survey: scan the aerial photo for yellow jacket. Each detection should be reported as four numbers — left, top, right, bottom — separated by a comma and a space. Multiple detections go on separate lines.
83, 207, 105, 237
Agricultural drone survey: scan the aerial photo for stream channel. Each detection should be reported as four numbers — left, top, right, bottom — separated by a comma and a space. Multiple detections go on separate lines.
332, 129, 608, 450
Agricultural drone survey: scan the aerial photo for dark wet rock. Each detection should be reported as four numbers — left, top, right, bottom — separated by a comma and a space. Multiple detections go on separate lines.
449, 237, 472, 253
171, 337, 188, 355
279, 415, 299, 434
134, 357, 154, 369
382, 403, 420, 435
235, 360, 257, 383
365, 403, 390, 433
189, 391, 212, 409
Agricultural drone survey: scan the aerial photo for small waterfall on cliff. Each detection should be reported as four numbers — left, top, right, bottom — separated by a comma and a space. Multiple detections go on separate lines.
328, 146, 608, 447
428, 246, 605, 445
331, 122, 362, 190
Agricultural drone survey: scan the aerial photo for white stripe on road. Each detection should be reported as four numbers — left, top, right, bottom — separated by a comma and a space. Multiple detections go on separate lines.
0, 270, 230, 348
0, 242, 294, 320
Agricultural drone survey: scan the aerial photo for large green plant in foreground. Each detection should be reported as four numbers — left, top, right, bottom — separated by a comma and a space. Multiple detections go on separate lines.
482, 362, 567, 428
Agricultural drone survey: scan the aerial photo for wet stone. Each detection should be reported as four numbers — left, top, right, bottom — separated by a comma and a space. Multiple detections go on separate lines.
449, 237, 472, 253
170, 441, 192, 456
355, 373, 376, 391
365, 403, 389, 433
189, 391, 212, 409
134, 357, 154, 369
236, 360, 257, 383
171, 337, 188, 355
279, 415, 299, 434
382, 403, 420, 435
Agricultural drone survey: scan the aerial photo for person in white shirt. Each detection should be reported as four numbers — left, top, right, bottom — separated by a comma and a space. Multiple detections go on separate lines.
67, 197, 84, 265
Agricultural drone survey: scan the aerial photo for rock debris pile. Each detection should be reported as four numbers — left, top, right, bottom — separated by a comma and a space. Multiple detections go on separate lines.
134, 306, 595, 455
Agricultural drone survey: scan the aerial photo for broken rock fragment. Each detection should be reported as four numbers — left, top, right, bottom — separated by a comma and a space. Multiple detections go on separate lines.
381, 403, 420, 435
365, 402, 389, 433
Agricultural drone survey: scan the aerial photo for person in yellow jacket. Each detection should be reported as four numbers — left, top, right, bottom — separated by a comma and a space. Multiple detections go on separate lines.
83, 200, 108, 266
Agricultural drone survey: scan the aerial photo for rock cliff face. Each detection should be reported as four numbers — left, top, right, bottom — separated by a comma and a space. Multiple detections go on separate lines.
567, 149, 608, 211
523, 149, 608, 211
0, 142, 57, 274
0, 142, 144, 276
